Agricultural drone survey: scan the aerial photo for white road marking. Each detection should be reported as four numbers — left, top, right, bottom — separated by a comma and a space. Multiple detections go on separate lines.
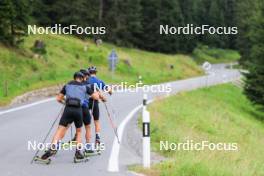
108, 99, 154, 172
128, 171, 147, 176
0, 98, 55, 116
108, 104, 142, 172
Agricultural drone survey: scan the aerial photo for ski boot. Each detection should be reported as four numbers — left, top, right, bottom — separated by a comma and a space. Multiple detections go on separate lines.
74, 150, 89, 163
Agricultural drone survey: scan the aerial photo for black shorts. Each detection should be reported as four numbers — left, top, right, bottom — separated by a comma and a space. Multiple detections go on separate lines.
89, 99, 99, 121
82, 107, 91, 125
59, 106, 83, 128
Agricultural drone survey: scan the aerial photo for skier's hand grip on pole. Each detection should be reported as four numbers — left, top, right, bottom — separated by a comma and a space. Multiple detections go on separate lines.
56, 93, 65, 104
108, 89, 113, 96
100, 95, 107, 102
106, 85, 112, 96
91, 91, 100, 100
99, 91, 107, 102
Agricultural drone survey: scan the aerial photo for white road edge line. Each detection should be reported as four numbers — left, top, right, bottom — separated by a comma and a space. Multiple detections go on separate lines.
0, 97, 55, 116
108, 99, 154, 172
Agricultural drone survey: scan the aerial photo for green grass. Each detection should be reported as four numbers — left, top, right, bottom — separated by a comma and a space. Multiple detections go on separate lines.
134, 84, 264, 176
192, 45, 241, 64
0, 35, 203, 106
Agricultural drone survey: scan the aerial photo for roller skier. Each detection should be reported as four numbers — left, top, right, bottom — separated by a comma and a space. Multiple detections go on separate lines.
35, 72, 100, 163
70, 68, 106, 156
87, 66, 112, 150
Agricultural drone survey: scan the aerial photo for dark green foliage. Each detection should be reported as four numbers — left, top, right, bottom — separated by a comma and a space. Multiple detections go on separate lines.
138, 0, 185, 52
100, 0, 142, 46
0, 0, 262, 60
206, 0, 226, 47
27, 0, 244, 53
0, 0, 13, 45
0, 0, 30, 46
235, 0, 259, 65
244, 2, 264, 108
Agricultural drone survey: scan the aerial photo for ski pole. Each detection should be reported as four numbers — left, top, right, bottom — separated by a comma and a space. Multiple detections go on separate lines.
109, 95, 117, 121
103, 102, 120, 144
30, 105, 65, 164
70, 125, 73, 140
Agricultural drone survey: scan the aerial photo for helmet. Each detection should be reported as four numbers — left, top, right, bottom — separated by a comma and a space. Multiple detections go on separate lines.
73, 72, 84, 79
80, 69, 90, 76
88, 66, 97, 74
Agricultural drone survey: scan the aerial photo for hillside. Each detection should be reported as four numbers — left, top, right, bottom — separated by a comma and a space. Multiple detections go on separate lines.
192, 45, 240, 64
0, 35, 203, 105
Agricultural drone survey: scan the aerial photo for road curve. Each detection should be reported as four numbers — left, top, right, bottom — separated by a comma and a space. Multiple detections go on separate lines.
0, 65, 241, 176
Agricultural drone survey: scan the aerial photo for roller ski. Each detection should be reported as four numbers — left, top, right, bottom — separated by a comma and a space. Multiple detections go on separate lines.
84, 149, 101, 157
95, 135, 103, 154
73, 150, 89, 163
83, 142, 101, 157
33, 156, 51, 165
34, 149, 56, 165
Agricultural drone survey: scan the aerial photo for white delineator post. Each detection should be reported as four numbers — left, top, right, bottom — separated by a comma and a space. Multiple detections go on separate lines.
142, 94, 150, 168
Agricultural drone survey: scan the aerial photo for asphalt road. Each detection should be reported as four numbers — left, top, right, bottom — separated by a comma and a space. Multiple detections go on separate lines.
0, 64, 241, 176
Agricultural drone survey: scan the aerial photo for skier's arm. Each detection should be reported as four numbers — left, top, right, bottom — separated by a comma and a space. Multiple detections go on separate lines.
87, 85, 100, 100
57, 85, 66, 104
90, 92, 100, 100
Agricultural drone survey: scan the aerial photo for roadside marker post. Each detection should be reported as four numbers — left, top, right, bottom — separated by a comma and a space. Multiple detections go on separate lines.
142, 94, 150, 168
202, 61, 212, 87
108, 49, 118, 78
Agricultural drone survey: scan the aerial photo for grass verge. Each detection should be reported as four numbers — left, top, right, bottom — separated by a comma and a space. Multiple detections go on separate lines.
0, 35, 203, 106
192, 45, 240, 64
133, 84, 264, 176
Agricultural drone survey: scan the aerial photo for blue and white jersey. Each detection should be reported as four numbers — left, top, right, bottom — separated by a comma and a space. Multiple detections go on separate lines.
87, 76, 107, 91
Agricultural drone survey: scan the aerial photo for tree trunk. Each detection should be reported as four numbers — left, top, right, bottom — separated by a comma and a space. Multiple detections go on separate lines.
99, 0, 104, 22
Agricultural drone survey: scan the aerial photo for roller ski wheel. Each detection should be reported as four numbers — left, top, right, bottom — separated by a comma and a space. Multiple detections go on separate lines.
95, 140, 100, 147
97, 150, 102, 155
33, 156, 51, 165
73, 156, 89, 163
84, 150, 101, 157
95, 140, 102, 154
